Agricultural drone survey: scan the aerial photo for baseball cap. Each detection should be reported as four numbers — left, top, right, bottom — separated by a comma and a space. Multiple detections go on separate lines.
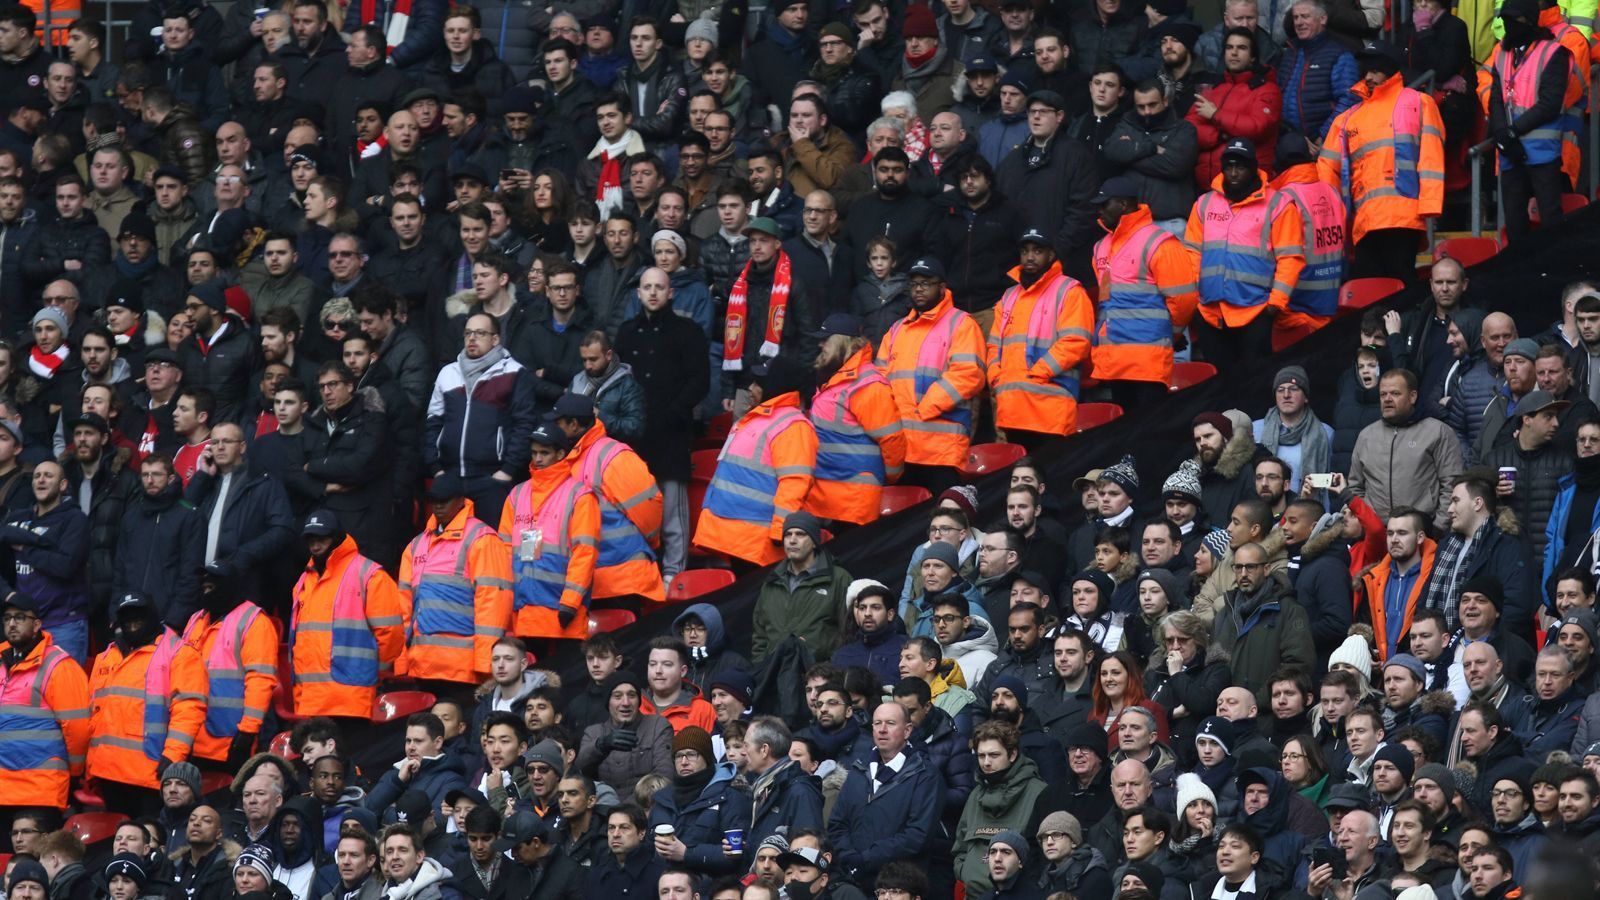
302, 509, 341, 537
965, 54, 999, 73
493, 810, 552, 851
1221, 138, 1257, 166
1025, 89, 1067, 111
744, 216, 783, 239
1518, 389, 1571, 416
1091, 175, 1141, 205
908, 257, 946, 279
1018, 226, 1052, 247
550, 393, 595, 420
776, 846, 829, 872
66, 412, 111, 435
809, 313, 865, 339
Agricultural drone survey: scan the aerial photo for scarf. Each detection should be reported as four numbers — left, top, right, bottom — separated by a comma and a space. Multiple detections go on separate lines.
723, 251, 790, 371
195, 319, 231, 357
592, 134, 633, 220
360, 0, 412, 55
672, 767, 713, 807
458, 345, 508, 394
357, 131, 388, 160
765, 22, 807, 63
905, 43, 938, 69
115, 252, 157, 280
812, 56, 850, 84
28, 343, 69, 378
1260, 407, 1332, 478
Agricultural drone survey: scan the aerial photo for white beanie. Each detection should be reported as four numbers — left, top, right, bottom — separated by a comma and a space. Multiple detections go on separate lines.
1329, 634, 1373, 682
1395, 887, 1437, 900
1174, 772, 1216, 818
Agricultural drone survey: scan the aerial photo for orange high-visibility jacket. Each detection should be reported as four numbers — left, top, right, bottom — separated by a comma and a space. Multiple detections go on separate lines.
399, 500, 514, 682
804, 344, 907, 525
694, 391, 819, 567
499, 459, 601, 640
182, 603, 278, 763
1090, 205, 1200, 386
1358, 537, 1438, 662
86, 630, 207, 789
1317, 74, 1445, 245
1186, 175, 1306, 328
0, 632, 90, 807
289, 538, 407, 719
987, 261, 1095, 436
875, 291, 987, 468
568, 422, 666, 602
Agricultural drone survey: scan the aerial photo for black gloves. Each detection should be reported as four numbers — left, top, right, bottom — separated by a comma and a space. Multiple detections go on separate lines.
558, 606, 577, 629
228, 732, 256, 768
1494, 127, 1527, 165
610, 729, 639, 753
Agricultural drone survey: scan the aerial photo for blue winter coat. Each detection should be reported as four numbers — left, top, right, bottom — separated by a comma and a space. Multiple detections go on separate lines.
911, 707, 976, 820
830, 627, 908, 688
978, 111, 1030, 167
749, 759, 824, 850
827, 750, 945, 884
5, 502, 91, 629
1442, 353, 1499, 464
1276, 31, 1359, 137
423, 351, 538, 479
1527, 685, 1586, 760
364, 751, 470, 815
1542, 472, 1600, 603
648, 762, 753, 875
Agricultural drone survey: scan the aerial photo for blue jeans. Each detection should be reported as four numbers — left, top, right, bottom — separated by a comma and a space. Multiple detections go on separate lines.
48, 618, 88, 664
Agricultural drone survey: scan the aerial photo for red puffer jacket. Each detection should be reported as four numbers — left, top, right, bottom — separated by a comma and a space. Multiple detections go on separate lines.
1187, 65, 1284, 188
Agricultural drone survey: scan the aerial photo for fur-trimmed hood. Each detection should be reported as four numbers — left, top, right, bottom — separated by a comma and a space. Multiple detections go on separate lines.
445, 289, 477, 322
1109, 553, 1138, 585
1494, 505, 1521, 536
1198, 409, 1260, 480
1419, 689, 1458, 718
1298, 518, 1347, 562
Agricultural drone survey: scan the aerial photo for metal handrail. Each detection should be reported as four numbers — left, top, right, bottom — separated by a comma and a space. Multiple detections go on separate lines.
1468, 138, 1502, 238
1407, 69, 1437, 93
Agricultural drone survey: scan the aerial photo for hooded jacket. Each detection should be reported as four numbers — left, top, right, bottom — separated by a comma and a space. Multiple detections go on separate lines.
1239, 768, 1308, 873
1285, 520, 1355, 658
1195, 411, 1263, 524
673, 604, 752, 689
953, 755, 1048, 894
646, 761, 753, 874
945, 617, 1000, 687
752, 550, 852, 662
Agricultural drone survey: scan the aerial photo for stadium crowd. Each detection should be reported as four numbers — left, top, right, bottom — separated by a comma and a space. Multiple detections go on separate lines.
0, 0, 1599, 897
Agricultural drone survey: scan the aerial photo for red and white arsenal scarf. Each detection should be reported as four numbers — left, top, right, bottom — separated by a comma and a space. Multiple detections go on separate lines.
723, 250, 791, 371
357, 132, 388, 160
360, 0, 412, 56
28, 344, 69, 378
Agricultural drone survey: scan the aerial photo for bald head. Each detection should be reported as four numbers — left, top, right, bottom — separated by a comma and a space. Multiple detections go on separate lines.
1110, 758, 1152, 809
1217, 686, 1258, 720
1462, 640, 1503, 691
637, 265, 673, 311
1481, 312, 1516, 366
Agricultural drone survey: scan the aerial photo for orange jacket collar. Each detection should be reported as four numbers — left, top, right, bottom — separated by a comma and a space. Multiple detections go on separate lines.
1206, 170, 1273, 203
748, 391, 803, 421
570, 420, 609, 461
1102, 204, 1156, 251
903, 290, 956, 324
0, 631, 56, 671
1540, 7, 1567, 27
822, 345, 875, 391
309, 535, 361, 574
1352, 72, 1404, 103
426, 499, 480, 538
1006, 259, 1064, 286
1270, 162, 1322, 188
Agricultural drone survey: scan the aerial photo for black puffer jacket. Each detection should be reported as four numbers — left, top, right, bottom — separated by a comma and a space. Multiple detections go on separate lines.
153, 107, 213, 186
21, 213, 111, 289
178, 316, 255, 424
816, 59, 883, 137
421, 40, 516, 118
113, 478, 205, 628
1482, 438, 1574, 567
509, 302, 594, 406
61, 448, 141, 612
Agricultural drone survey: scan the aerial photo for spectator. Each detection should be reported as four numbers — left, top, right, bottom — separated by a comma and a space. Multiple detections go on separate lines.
1422, 477, 1537, 636
827, 701, 943, 884
1211, 542, 1316, 706
577, 670, 675, 797
1384, 257, 1478, 412
1349, 369, 1465, 530
585, 804, 664, 896
569, 330, 645, 447
60, 411, 139, 612
1278, 0, 1358, 137
831, 583, 909, 687
750, 511, 851, 663
646, 726, 750, 877
1187, 29, 1281, 190
4, 460, 92, 662
424, 313, 537, 518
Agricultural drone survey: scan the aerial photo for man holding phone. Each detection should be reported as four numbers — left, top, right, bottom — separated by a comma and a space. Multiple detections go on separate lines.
1308, 809, 1383, 898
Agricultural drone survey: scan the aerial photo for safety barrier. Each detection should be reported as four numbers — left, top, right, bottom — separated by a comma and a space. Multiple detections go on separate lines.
1467, 62, 1600, 236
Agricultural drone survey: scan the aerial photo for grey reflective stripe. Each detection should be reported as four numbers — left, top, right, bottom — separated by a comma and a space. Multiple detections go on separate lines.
297, 621, 333, 634
57, 708, 88, 720
0, 705, 58, 720
168, 730, 195, 748
208, 696, 245, 710
331, 646, 378, 661
243, 705, 268, 719
414, 633, 475, 649
297, 672, 336, 684
94, 686, 150, 701
994, 380, 1066, 397
88, 735, 147, 751
1, 727, 68, 739
421, 574, 474, 588
903, 418, 967, 435
479, 576, 513, 589
368, 615, 404, 626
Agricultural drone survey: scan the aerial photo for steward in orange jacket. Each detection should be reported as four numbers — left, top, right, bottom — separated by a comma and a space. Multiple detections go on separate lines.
1186, 143, 1306, 368
987, 229, 1095, 440
804, 319, 907, 526
399, 476, 513, 683
289, 512, 407, 719
0, 592, 90, 809
87, 592, 207, 792
1358, 524, 1438, 662
183, 563, 278, 768
875, 258, 987, 470
695, 358, 819, 567
1270, 137, 1349, 343
1317, 44, 1445, 280
499, 421, 600, 641
1089, 184, 1200, 405
551, 396, 666, 603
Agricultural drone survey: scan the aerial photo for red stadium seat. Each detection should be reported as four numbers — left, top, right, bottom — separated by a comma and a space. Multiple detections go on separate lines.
73, 785, 105, 808
666, 569, 735, 603
269, 730, 296, 759
66, 812, 125, 845
1076, 403, 1124, 430
1169, 361, 1217, 391
879, 485, 932, 516
372, 690, 437, 724
200, 770, 233, 795
1433, 237, 1500, 267
273, 644, 301, 723
1529, 193, 1591, 224
589, 609, 637, 635
1337, 278, 1406, 313
690, 449, 720, 483
960, 442, 1026, 477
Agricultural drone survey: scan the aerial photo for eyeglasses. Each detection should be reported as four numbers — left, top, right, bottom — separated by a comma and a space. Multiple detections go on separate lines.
2, 612, 38, 624
215, 175, 242, 185
1490, 788, 1523, 799
323, 320, 350, 330
548, 283, 578, 293
931, 613, 963, 625
928, 524, 960, 535
1039, 832, 1069, 841
317, 381, 348, 391
463, 329, 494, 339
1280, 751, 1306, 761
1232, 562, 1265, 573
673, 750, 703, 761
329, 250, 359, 258
42, 294, 77, 303
908, 279, 942, 291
